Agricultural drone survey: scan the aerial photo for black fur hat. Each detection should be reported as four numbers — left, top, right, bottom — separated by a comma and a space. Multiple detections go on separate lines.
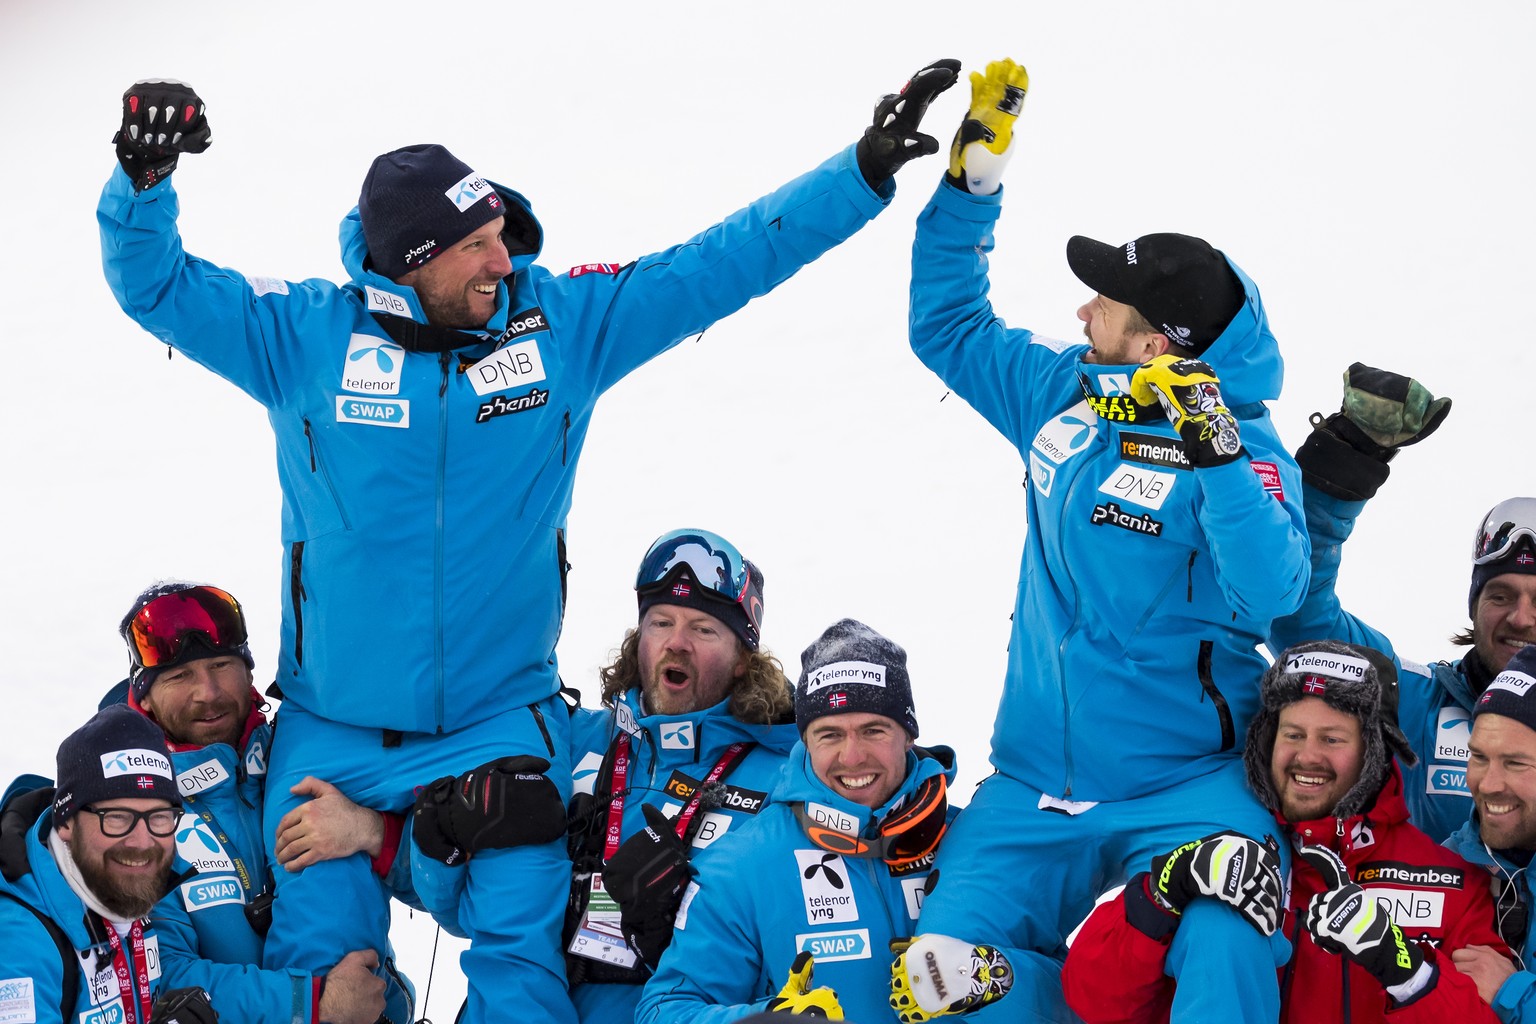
1244, 639, 1416, 822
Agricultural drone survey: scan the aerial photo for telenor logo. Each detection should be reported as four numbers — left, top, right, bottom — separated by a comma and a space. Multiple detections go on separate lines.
100, 749, 172, 780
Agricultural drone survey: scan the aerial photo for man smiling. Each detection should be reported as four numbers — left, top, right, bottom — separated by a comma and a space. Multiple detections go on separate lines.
0, 705, 214, 1024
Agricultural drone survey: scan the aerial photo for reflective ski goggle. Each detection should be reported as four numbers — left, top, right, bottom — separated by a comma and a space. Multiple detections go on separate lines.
635, 528, 763, 625
793, 774, 949, 869
1473, 497, 1536, 566
126, 585, 249, 670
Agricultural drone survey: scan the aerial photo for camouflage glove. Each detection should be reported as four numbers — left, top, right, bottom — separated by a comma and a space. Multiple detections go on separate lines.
1129, 355, 1244, 467
1300, 845, 1433, 996
948, 58, 1029, 195
890, 934, 1012, 1021
1148, 831, 1283, 935
1294, 363, 1452, 501
766, 951, 844, 1018
855, 60, 961, 188
113, 79, 212, 192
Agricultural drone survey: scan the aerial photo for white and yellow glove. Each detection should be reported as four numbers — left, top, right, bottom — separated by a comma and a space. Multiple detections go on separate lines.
766, 951, 844, 1019
948, 58, 1029, 195
890, 934, 1013, 1022
1130, 355, 1244, 467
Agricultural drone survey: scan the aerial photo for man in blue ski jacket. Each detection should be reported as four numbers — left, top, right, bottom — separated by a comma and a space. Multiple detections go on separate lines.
896, 59, 1307, 1021
97, 62, 959, 1024
408, 528, 801, 1024
0, 705, 213, 1024
1444, 644, 1536, 1020
636, 619, 1074, 1024
116, 581, 393, 1024
1269, 367, 1534, 844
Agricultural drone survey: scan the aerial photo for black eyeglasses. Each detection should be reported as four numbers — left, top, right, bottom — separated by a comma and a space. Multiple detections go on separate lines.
78, 805, 181, 838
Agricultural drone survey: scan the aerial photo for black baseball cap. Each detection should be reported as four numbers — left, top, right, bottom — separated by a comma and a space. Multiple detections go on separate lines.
1067, 233, 1244, 353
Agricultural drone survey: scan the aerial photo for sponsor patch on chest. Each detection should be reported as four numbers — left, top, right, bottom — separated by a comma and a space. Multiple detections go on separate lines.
1031, 403, 1097, 466
341, 334, 405, 395
795, 927, 872, 962
175, 819, 235, 874
1097, 463, 1176, 510
336, 396, 409, 428
176, 758, 229, 797
180, 876, 245, 911
467, 337, 548, 397
795, 850, 858, 924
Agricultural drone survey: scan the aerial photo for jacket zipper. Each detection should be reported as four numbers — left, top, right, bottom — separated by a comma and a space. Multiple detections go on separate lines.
1196, 640, 1235, 751
434, 352, 450, 732
289, 541, 305, 668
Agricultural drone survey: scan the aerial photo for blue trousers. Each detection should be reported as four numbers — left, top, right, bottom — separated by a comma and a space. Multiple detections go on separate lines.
920, 761, 1292, 1024
262, 696, 576, 1024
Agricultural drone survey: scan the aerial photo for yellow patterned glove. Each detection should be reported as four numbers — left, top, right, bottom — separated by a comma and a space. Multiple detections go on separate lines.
766, 951, 844, 1019
890, 934, 1013, 1021
948, 58, 1029, 195
1129, 355, 1243, 467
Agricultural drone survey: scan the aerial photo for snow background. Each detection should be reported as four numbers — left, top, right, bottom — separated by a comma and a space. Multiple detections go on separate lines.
2, 0, 1531, 1015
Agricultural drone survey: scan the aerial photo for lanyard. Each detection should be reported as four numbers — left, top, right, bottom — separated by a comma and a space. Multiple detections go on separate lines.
104, 919, 154, 1024
601, 733, 749, 861
185, 799, 256, 896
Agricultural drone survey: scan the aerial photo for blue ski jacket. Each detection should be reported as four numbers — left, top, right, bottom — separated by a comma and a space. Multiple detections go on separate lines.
144, 699, 317, 1024
1268, 488, 1475, 843
908, 180, 1308, 801
1445, 817, 1535, 1021
0, 808, 171, 1024
634, 744, 955, 1024
98, 148, 890, 735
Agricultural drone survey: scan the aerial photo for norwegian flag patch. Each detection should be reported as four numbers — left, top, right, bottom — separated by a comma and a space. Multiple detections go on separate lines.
1250, 460, 1284, 501
1302, 675, 1328, 696
137, 776, 156, 790
569, 263, 622, 278
828, 693, 848, 708
1518, 553, 1535, 566
672, 582, 691, 598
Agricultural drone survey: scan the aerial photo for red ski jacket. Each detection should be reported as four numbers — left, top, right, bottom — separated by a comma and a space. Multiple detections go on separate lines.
1063, 768, 1508, 1023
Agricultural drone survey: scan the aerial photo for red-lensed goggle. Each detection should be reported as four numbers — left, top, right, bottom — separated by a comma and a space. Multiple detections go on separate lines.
126, 586, 248, 670
791, 773, 949, 869
1473, 497, 1536, 566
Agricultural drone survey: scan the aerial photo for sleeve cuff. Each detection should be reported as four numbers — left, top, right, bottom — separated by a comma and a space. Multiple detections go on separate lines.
372, 812, 405, 876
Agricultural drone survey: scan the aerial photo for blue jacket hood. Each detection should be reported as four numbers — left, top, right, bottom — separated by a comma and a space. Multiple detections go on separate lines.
338, 179, 544, 329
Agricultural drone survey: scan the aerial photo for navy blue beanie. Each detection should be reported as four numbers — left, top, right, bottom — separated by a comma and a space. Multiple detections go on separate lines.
795, 619, 919, 738
359, 144, 507, 280
54, 705, 181, 825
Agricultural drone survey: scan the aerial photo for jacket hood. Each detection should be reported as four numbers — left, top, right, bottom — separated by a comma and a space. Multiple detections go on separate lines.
775, 742, 955, 832
1076, 255, 1282, 411
338, 179, 544, 330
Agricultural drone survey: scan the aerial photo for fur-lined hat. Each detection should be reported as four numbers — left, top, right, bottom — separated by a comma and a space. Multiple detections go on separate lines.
1244, 639, 1416, 822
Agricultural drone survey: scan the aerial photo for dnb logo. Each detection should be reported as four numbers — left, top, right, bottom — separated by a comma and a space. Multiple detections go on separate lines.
795, 850, 858, 924
795, 927, 872, 963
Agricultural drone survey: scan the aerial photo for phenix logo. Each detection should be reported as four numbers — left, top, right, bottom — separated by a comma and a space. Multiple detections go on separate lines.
1090, 502, 1163, 536
403, 240, 438, 266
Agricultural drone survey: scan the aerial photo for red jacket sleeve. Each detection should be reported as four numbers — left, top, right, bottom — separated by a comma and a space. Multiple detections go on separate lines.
1063, 892, 1176, 1024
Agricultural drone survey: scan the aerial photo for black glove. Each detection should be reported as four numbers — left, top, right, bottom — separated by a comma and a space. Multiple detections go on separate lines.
1148, 831, 1283, 935
600, 803, 695, 971
113, 80, 212, 193
149, 988, 218, 1024
1299, 845, 1430, 993
1294, 363, 1452, 501
855, 60, 961, 188
412, 755, 565, 866
1130, 356, 1244, 468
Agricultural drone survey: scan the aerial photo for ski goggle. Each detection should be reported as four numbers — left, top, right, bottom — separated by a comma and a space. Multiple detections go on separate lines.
125, 585, 249, 670
1473, 497, 1536, 566
635, 528, 763, 637
792, 773, 949, 869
